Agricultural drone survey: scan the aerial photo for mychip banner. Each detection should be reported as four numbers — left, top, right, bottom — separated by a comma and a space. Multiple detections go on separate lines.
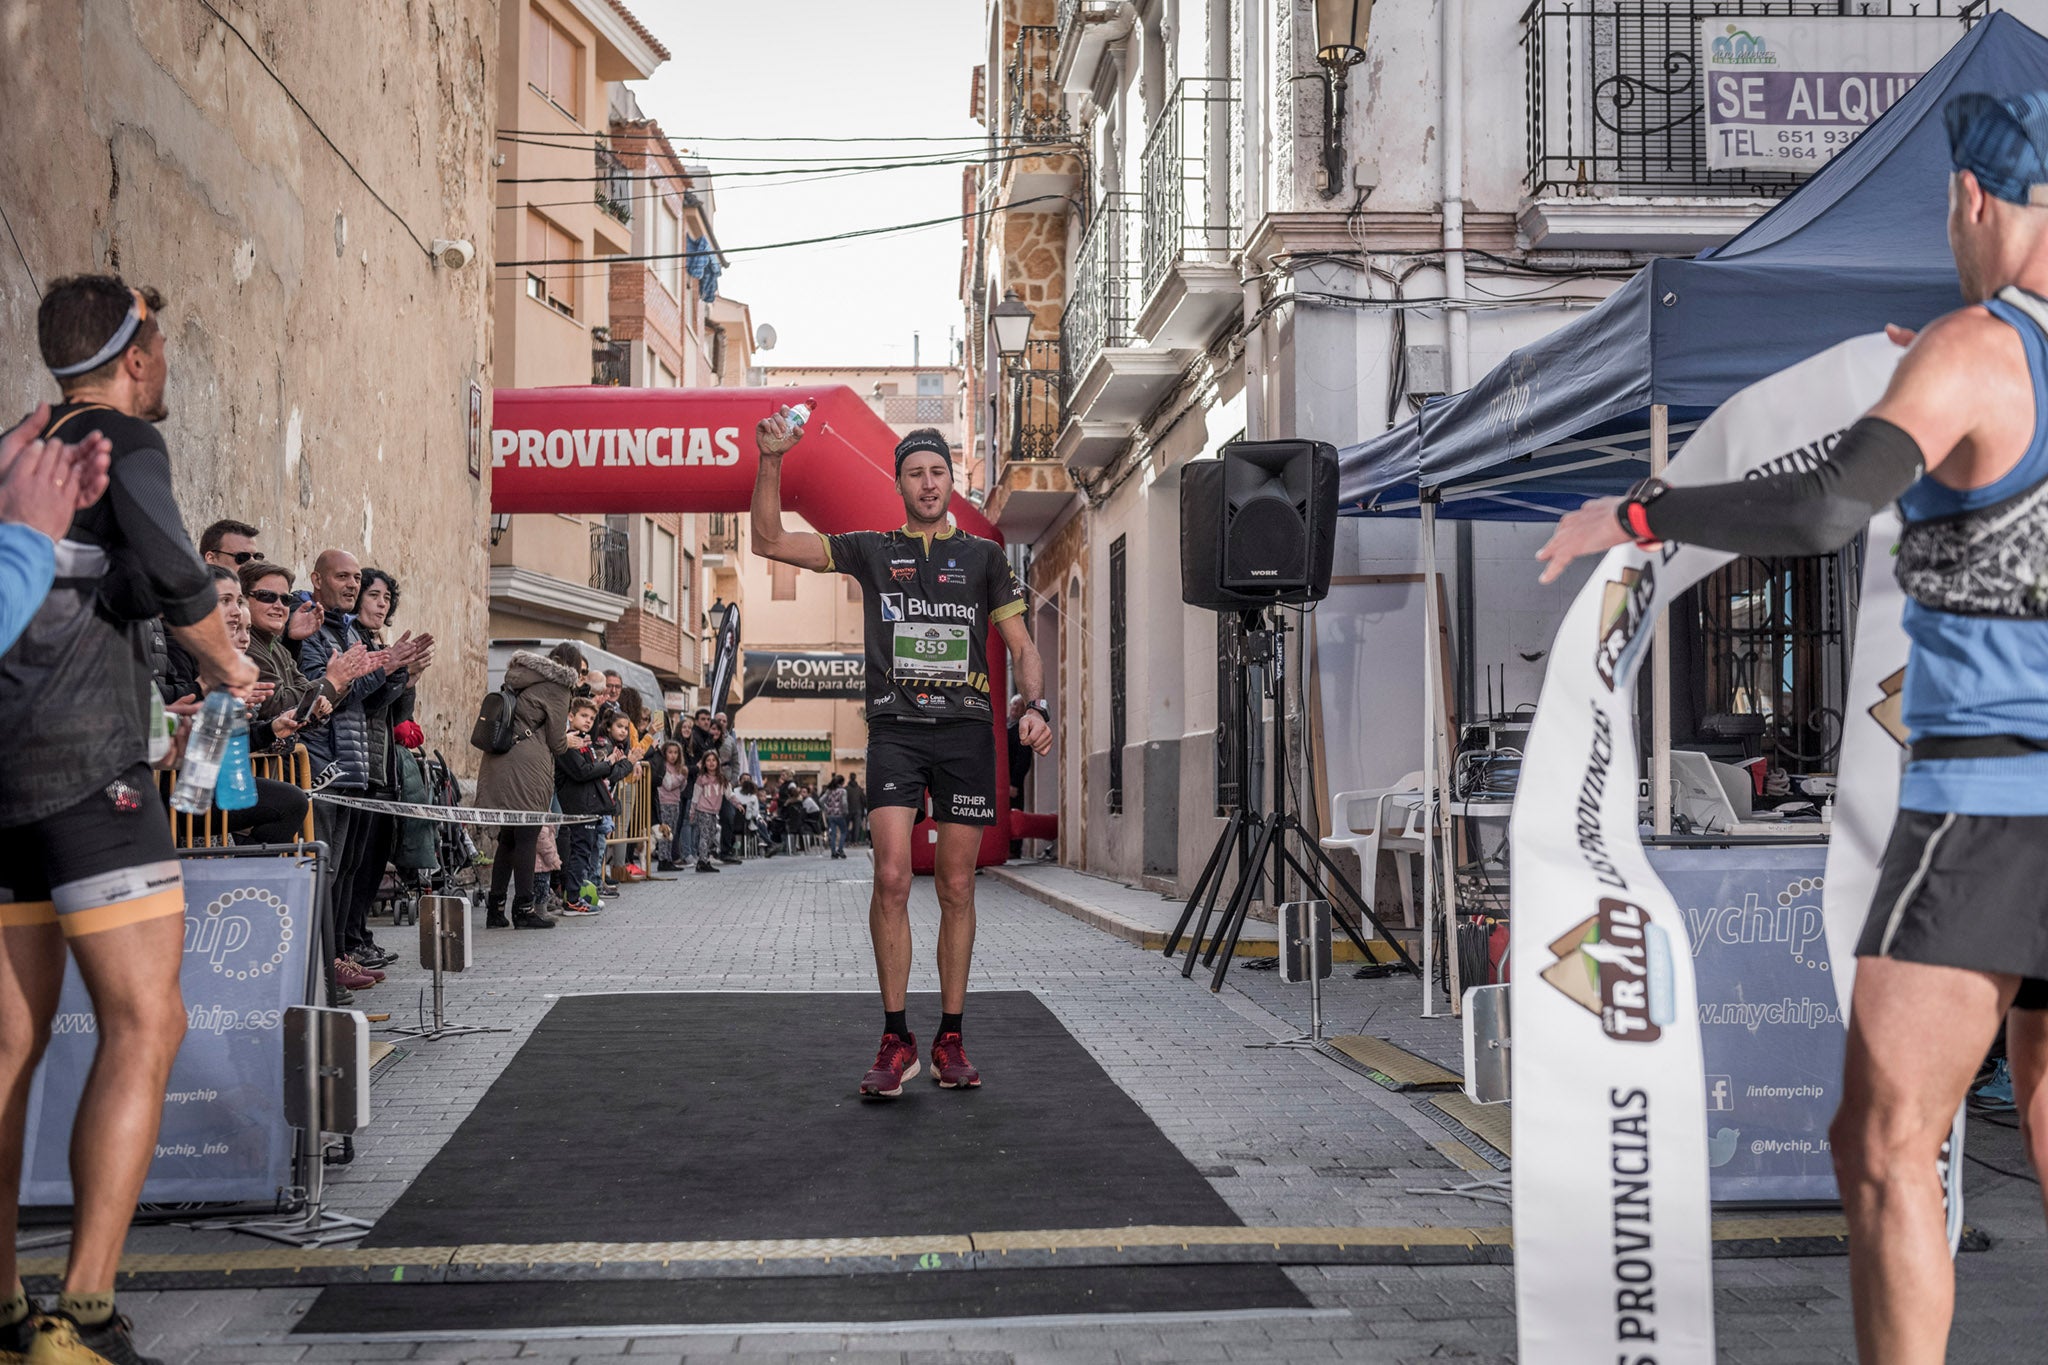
1655, 844, 1841, 1203
1703, 16, 1959, 171
21, 852, 320, 1207
1511, 333, 1901, 1364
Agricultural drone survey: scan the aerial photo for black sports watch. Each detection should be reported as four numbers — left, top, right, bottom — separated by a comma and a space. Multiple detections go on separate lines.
1616, 476, 1672, 547
1028, 699, 1052, 724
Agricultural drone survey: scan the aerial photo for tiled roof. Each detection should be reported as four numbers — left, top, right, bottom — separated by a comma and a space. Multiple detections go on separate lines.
606, 0, 670, 63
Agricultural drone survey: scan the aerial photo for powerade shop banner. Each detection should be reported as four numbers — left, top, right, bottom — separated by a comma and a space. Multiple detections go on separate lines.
20, 854, 318, 1206
1655, 844, 1841, 1203
1703, 16, 1958, 171
741, 650, 865, 702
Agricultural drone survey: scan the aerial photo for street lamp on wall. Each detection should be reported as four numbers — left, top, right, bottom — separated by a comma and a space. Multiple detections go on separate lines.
1312, 0, 1374, 201
990, 288, 1035, 466
489, 512, 511, 547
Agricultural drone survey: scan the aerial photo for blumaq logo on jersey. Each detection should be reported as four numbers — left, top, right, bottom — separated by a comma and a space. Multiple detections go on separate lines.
1594, 565, 1656, 691
880, 593, 905, 622
1539, 898, 1674, 1042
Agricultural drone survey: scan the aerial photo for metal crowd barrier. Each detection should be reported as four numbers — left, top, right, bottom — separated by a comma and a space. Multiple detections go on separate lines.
157, 745, 315, 849
605, 767, 656, 867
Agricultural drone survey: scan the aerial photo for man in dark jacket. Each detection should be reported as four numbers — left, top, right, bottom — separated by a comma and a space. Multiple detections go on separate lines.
299, 549, 428, 979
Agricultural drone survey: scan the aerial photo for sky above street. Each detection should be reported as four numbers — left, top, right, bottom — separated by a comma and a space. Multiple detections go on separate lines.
636, 1, 986, 370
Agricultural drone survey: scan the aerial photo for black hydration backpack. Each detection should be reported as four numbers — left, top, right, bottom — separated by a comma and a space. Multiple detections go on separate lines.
469, 683, 526, 755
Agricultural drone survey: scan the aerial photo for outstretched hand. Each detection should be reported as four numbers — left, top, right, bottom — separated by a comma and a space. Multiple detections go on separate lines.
1535, 496, 1631, 585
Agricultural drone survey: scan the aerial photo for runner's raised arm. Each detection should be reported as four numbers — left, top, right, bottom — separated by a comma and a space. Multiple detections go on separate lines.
750, 409, 830, 571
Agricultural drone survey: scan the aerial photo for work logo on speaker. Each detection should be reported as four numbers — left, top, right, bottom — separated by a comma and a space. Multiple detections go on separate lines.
1540, 899, 1674, 1042
188, 885, 294, 981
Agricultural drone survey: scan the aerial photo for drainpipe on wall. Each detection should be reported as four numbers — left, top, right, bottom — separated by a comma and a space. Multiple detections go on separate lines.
1441, 0, 1468, 393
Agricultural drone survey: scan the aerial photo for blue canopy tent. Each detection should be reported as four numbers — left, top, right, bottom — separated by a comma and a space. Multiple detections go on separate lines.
1329, 13, 2048, 1009
1340, 10, 2048, 521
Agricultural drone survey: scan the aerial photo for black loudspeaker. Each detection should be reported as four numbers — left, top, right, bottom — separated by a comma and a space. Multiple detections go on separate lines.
1179, 440, 1338, 609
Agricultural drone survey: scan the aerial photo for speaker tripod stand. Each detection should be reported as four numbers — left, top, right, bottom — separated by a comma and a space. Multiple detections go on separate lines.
1163, 608, 1420, 992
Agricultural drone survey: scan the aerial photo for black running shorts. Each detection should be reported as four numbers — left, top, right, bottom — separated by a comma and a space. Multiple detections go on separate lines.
1860, 809, 2048, 1008
867, 720, 999, 826
0, 764, 184, 937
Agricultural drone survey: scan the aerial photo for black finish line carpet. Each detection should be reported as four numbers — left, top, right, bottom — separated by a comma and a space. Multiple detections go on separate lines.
298, 991, 1308, 1332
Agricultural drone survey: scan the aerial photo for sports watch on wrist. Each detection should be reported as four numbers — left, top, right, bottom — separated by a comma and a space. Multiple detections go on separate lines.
1028, 699, 1052, 724
1616, 476, 1672, 548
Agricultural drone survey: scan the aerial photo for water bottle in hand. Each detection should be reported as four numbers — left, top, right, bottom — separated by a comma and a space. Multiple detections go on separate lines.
214, 701, 257, 811
170, 693, 240, 814
784, 403, 811, 433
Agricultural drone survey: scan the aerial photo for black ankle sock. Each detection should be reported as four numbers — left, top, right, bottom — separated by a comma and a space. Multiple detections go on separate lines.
939, 1011, 963, 1037
884, 1010, 910, 1042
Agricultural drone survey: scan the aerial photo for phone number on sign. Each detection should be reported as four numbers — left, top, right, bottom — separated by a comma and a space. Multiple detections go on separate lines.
1755, 128, 1863, 160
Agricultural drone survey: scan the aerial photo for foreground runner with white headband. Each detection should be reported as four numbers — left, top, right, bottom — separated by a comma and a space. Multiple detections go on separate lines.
1538, 90, 2048, 1365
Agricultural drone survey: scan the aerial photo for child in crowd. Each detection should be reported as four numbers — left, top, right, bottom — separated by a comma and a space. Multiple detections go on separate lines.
689, 751, 726, 874
732, 776, 774, 856
594, 707, 650, 891
554, 698, 633, 912
656, 739, 687, 872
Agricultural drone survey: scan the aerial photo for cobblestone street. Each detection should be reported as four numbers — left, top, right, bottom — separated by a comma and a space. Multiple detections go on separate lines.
64, 854, 2048, 1364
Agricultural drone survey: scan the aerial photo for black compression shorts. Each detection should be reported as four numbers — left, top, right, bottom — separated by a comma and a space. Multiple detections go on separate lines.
1860, 809, 2048, 1008
0, 763, 184, 937
867, 721, 999, 826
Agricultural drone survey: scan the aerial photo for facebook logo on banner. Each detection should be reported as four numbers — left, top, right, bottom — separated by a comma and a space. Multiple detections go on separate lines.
1706, 1074, 1734, 1112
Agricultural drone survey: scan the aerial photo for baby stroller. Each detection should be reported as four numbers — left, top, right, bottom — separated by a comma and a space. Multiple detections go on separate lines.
375, 747, 482, 926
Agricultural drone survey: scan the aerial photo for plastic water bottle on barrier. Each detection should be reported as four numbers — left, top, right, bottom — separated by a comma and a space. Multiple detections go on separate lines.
170, 693, 241, 814
214, 699, 257, 811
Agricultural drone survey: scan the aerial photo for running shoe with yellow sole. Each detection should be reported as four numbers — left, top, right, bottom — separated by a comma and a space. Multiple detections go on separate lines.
859, 1032, 920, 1098
27, 1312, 163, 1365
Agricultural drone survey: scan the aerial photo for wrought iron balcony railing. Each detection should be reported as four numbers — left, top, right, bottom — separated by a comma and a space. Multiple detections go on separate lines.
591, 337, 629, 386
880, 394, 954, 424
1008, 24, 1069, 143
1141, 77, 1240, 309
1060, 191, 1139, 400
1010, 337, 1063, 463
703, 513, 740, 557
595, 144, 634, 224
590, 525, 632, 597
1522, 0, 1978, 200
1055, 0, 1082, 60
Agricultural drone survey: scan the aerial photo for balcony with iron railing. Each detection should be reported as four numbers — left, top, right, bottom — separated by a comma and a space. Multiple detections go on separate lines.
1052, 0, 1124, 95
1056, 191, 1186, 469
1521, 0, 1979, 247
1009, 25, 1068, 143
596, 144, 634, 225
998, 23, 1083, 209
1138, 77, 1241, 347
1059, 191, 1138, 400
591, 525, 632, 597
703, 513, 740, 558
988, 336, 1080, 541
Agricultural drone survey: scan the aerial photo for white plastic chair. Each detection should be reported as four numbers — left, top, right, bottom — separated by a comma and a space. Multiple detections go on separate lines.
1321, 772, 1429, 928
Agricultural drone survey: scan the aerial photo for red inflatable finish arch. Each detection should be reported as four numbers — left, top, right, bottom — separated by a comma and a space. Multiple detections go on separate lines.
491, 385, 1056, 869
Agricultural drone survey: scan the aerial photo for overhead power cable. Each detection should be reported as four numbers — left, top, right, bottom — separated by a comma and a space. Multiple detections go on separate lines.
499, 128, 992, 144
189, 0, 432, 259
496, 194, 1073, 271
499, 147, 1076, 185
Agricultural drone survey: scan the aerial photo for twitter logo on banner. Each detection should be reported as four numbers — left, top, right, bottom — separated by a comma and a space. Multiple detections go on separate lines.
1708, 1127, 1741, 1168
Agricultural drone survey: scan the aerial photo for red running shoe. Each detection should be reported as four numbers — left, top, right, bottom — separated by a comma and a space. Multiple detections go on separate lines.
859, 1033, 920, 1098
931, 1032, 981, 1089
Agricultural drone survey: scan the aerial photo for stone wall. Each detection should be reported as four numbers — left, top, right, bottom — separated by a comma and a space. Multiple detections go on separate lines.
0, 0, 497, 762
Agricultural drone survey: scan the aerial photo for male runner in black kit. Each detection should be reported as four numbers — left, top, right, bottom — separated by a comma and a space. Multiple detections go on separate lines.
752, 416, 1052, 1097
1537, 93, 2048, 1365
0, 276, 255, 1365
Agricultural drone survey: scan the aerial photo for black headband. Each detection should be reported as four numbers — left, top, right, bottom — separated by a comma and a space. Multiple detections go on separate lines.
894, 432, 952, 475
